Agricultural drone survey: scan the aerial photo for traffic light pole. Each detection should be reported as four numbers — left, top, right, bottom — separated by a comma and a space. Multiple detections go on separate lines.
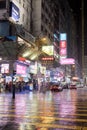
12, 70, 16, 99
12, 79, 15, 99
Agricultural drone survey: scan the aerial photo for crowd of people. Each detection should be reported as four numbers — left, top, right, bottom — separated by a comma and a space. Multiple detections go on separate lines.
0, 80, 38, 93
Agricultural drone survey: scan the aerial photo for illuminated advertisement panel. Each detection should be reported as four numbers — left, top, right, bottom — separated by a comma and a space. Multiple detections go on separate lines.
16, 64, 26, 74
1, 64, 9, 73
60, 58, 75, 65
59, 33, 67, 59
10, 2, 20, 21
42, 45, 54, 56
29, 65, 37, 74
60, 41, 67, 48
60, 48, 67, 56
60, 33, 67, 41
40, 67, 46, 74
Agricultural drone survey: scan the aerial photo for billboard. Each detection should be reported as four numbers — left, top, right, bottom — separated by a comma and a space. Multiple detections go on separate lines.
60, 58, 75, 65
59, 33, 67, 60
1, 64, 9, 73
60, 48, 67, 56
10, 2, 20, 21
60, 33, 67, 41
29, 65, 37, 74
16, 64, 27, 74
42, 45, 54, 56
40, 66, 46, 74
41, 57, 54, 61
60, 41, 67, 48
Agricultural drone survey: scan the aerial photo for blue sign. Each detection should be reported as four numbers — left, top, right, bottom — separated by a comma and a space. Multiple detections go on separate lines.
10, 2, 20, 21
60, 33, 67, 41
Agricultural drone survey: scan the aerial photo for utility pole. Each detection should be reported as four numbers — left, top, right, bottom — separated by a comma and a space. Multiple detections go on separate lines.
82, 0, 84, 76
12, 70, 16, 99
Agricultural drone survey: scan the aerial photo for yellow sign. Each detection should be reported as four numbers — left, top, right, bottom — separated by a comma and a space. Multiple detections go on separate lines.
42, 45, 54, 56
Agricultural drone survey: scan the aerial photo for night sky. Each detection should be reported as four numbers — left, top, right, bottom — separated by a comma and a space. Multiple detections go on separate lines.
68, 0, 81, 13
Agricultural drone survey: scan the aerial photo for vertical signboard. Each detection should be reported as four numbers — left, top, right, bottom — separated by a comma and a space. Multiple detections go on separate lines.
60, 33, 67, 41
9, 2, 20, 21
59, 33, 67, 60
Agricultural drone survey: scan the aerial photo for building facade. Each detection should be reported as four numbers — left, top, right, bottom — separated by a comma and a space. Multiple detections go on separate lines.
31, 0, 54, 41
0, 0, 34, 75
0, 0, 82, 78
0, 0, 34, 59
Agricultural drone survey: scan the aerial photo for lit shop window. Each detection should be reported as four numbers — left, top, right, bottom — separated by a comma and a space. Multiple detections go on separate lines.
1, 64, 9, 74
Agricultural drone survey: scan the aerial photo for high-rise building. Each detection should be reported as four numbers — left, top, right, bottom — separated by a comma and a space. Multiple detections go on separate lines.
0, 0, 34, 60
52, 0, 80, 76
0, 0, 81, 77
31, 0, 54, 41
31, 0, 79, 74
0, 0, 32, 34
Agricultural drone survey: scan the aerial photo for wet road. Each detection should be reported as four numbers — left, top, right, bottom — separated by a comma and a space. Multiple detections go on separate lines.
0, 88, 87, 130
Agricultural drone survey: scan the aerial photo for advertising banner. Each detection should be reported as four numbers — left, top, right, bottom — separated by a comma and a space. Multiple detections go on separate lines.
10, 2, 20, 21
60, 58, 75, 65
60, 33, 67, 41
59, 33, 67, 60
1, 64, 9, 73
42, 45, 54, 56
16, 64, 27, 74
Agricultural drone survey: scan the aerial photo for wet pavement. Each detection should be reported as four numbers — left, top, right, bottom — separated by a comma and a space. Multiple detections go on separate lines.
0, 88, 87, 130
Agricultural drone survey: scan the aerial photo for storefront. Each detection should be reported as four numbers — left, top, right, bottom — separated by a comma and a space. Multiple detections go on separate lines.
14, 60, 30, 82
0, 61, 11, 84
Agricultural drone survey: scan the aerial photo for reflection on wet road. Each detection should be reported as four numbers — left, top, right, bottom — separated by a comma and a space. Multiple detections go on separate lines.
0, 88, 87, 129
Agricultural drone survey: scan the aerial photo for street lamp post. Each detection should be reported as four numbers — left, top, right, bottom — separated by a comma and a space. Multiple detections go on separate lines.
81, 0, 84, 75
12, 70, 16, 99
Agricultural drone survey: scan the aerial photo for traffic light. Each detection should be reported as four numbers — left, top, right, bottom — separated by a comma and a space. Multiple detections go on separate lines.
13, 70, 16, 76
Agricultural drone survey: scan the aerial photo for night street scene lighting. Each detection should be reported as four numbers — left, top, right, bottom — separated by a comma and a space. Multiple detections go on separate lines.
0, 0, 87, 129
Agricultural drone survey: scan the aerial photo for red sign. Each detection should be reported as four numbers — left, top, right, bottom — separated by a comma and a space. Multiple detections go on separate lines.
18, 57, 26, 62
60, 41, 67, 48
42, 57, 54, 61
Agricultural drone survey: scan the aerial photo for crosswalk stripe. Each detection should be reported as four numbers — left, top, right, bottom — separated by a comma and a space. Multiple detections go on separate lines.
1, 109, 87, 113
1, 103, 87, 109
29, 116, 87, 123
0, 120, 85, 130
1, 110, 87, 117
0, 114, 87, 123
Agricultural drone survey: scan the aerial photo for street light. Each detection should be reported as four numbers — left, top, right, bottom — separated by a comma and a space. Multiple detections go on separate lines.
0, 57, 2, 61
41, 37, 47, 41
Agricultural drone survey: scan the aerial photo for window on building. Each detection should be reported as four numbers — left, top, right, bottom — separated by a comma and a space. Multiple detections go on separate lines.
44, 29, 47, 34
41, 25, 43, 31
45, 7, 48, 14
27, 7, 28, 12
48, 33, 50, 39
0, 0, 6, 9
19, 0, 21, 4
23, 3, 25, 8
22, 14, 25, 22
45, 18, 48, 24
26, 20, 28, 26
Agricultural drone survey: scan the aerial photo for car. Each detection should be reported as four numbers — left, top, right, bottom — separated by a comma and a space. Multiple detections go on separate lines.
60, 81, 69, 89
68, 84, 77, 89
68, 81, 77, 89
76, 83, 84, 88
50, 83, 63, 92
